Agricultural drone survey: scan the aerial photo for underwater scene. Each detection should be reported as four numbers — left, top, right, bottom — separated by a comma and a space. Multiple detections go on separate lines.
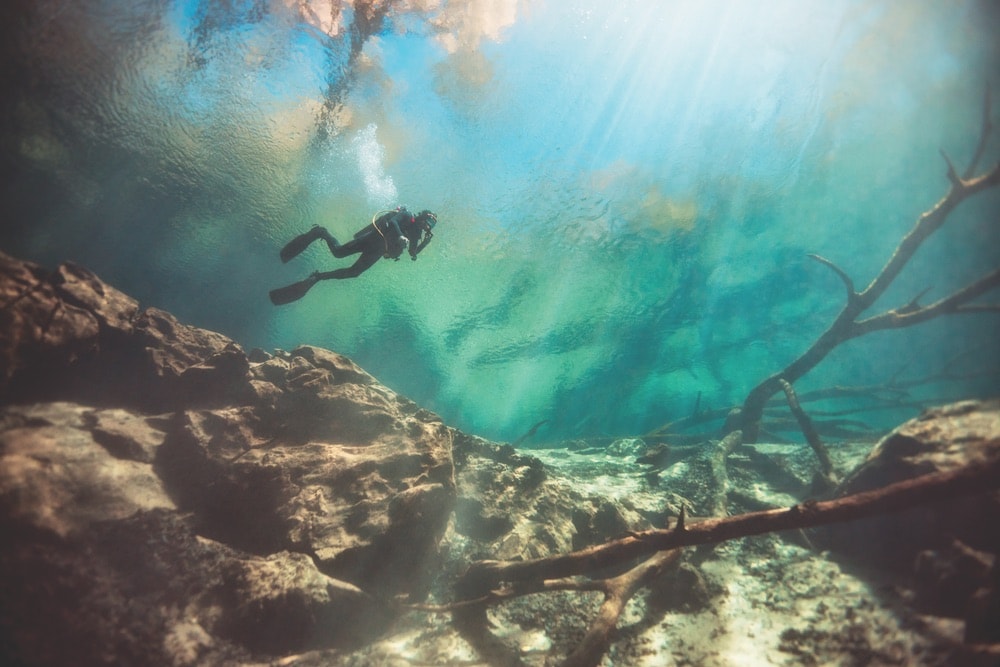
1, 1, 999, 666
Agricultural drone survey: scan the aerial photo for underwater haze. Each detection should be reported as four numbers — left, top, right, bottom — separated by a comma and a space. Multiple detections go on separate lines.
1, 0, 998, 443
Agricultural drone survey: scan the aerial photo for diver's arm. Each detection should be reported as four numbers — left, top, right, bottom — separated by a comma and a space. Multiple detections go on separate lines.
411, 232, 432, 258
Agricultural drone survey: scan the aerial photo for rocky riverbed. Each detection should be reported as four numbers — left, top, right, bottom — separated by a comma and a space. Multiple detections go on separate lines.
2, 251, 998, 666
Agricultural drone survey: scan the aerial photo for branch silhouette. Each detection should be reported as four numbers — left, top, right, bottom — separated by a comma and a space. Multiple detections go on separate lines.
736, 87, 1000, 443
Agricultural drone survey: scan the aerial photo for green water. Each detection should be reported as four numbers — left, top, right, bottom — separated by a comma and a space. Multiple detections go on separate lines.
1, 0, 998, 442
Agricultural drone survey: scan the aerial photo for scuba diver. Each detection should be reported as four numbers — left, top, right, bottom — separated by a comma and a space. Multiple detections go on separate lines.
269, 206, 437, 305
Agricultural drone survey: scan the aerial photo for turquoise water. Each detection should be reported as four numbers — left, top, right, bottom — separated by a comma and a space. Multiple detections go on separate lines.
1, 0, 997, 442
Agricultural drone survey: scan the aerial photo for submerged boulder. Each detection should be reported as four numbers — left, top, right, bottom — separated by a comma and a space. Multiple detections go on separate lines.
0, 252, 455, 664
820, 399, 1000, 627
449, 433, 667, 561
0, 251, 248, 410
827, 399, 1000, 564
0, 402, 174, 537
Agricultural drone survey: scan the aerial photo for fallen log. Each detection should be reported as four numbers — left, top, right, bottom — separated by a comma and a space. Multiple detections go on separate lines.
427, 454, 999, 666
455, 454, 1000, 598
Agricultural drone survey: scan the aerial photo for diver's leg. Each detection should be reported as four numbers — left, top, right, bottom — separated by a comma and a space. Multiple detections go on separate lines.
315, 248, 381, 280
325, 235, 363, 259
280, 225, 332, 263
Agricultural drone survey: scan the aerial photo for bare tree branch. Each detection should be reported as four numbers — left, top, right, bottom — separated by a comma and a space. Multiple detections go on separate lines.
780, 379, 837, 489
854, 267, 1000, 335
808, 253, 857, 301
941, 149, 962, 186
561, 549, 683, 667
705, 429, 744, 516
454, 455, 1000, 600
736, 93, 1000, 442
432, 456, 1000, 666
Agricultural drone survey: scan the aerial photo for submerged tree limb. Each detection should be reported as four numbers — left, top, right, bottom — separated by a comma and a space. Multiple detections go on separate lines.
511, 419, 550, 447
735, 88, 1000, 443
705, 429, 744, 516
435, 548, 684, 667
779, 378, 837, 490
646, 357, 997, 444
561, 549, 683, 667
454, 455, 1000, 600
436, 456, 999, 666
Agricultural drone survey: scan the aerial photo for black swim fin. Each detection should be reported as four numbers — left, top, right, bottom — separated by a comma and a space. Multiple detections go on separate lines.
280, 226, 323, 263
269, 273, 319, 305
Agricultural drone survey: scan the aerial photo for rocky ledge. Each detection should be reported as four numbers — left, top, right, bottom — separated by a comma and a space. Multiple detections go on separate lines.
1, 251, 998, 666
1, 252, 456, 664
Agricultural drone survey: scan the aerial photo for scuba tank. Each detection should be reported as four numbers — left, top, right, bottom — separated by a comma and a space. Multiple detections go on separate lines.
358, 207, 410, 258
354, 207, 407, 238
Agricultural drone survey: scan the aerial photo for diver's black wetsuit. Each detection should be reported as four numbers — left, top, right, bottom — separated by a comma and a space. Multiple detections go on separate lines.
282, 207, 435, 279
316, 208, 431, 279
270, 206, 437, 305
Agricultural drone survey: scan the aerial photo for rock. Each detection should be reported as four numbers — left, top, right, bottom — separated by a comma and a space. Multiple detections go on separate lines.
1, 506, 240, 667
133, 308, 252, 410
0, 402, 392, 662
837, 399, 1000, 491
571, 499, 630, 549
646, 561, 714, 613
268, 345, 405, 444
134, 307, 236, 381
635, 442, 671, 468
0, 251, 247, 411
606, 437, 648, 458
0, 252, 457, 663
455, 496, 514, 541
53, 260, 140, 337
913, 541, 993, 617
0, 254, 102, 403
218, 550, 386, 654
964, 559, 1000, 644
449, 433, 654, 562
0, 402, 175, 537
247, 347, 272, 363
452, 438, 577, 560
86, 406, 167, 463
819, 399, 1000, 608
148, 346, 456, 596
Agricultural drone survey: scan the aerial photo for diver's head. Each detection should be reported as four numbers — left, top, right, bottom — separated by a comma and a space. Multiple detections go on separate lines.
416, 210, 437, 231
